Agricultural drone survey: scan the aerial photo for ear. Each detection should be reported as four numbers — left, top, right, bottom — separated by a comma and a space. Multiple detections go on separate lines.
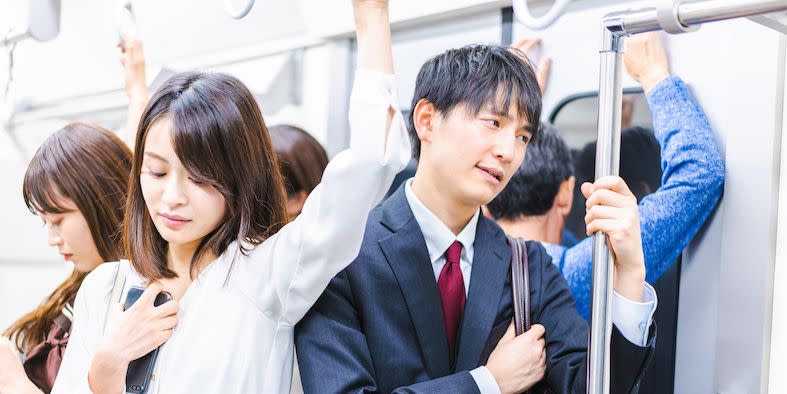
413, 98, 438, 146
555, 176, 575, 216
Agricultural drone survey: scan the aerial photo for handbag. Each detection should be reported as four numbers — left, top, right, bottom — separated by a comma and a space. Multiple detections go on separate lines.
508, 237, 552, 394
508, 236, 531, 335
22, 308, 72, 393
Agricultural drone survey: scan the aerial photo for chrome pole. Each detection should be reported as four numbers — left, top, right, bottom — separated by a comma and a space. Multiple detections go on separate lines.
588, 21, 625, 394
588, 1, 787, 393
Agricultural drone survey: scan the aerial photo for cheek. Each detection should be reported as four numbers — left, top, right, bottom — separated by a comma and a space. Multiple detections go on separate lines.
194, 187, 227, 225
140, 176, 161, 208
66, 215, 102, 262
438, 126, 484, 160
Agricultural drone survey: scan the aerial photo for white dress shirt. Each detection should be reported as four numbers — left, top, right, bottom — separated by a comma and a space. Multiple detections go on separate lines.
50, 69, 411, 394
404, 179, 657, 394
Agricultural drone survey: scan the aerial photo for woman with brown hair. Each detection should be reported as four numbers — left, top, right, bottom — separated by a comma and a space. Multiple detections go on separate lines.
51, 1, 409, 393
0, 123, 132, 394
269, 125, 329, 219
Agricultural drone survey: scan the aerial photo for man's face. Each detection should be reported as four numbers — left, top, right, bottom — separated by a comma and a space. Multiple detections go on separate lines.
420, 99, 533, 208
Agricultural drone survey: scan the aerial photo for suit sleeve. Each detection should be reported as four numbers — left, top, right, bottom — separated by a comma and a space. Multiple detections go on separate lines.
295, 270, 481, 394
525, 241, 656, 394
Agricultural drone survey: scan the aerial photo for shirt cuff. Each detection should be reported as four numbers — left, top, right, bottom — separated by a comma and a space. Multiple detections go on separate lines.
470, 366, 502, 394
348, 69, 411, 168
612, 282, 657, 347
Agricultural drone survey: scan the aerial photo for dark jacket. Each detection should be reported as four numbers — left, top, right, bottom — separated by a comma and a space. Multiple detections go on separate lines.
295, 186, 656, 393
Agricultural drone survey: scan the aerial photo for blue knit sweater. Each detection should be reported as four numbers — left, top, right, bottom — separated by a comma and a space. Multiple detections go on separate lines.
544, 76, 726, 320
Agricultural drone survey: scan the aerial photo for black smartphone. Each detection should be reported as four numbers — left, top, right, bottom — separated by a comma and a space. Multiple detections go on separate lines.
123, 286, 172, 394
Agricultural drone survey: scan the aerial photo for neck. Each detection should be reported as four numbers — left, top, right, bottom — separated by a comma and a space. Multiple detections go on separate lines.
411, 169, 477, 235
497, 212, 563, 245
167, 239, 213, 279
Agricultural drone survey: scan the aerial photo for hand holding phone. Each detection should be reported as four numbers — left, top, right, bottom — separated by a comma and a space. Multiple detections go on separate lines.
123, 285, 174, 394
96, 283, 178, 392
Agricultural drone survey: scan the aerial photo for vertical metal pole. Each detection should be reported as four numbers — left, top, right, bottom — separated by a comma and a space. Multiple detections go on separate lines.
588, 20, 625, 394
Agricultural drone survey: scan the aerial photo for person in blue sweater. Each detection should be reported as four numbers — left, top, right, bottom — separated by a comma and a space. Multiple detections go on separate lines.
487, 32, 725, 319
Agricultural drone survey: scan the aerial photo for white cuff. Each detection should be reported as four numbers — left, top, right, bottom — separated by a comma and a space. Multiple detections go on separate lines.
470, 366, 502, 394
612, 282, 657, 347
348, 69, 411, 166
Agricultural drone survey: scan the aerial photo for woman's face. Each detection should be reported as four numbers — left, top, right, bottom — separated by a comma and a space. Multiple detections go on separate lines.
139, 118, 227, 251
41, 198, 103, 273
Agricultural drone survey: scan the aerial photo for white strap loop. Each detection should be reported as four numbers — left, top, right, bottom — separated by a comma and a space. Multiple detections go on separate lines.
224, 0, 256, 19
512, 0, 572, 31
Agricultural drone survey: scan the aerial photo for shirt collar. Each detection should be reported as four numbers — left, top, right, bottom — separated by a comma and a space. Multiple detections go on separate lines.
404, 178, 480, 264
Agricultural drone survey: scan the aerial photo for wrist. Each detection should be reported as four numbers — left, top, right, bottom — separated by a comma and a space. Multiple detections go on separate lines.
486, 365, 511, 394
641, 71, 669, 94
96, 342, 131, 367
614, 264, 646, 302
353, 7, 389, 32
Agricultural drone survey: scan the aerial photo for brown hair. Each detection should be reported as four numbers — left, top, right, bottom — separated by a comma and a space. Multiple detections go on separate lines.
125, 71, 288, 281
4, 122, 131, 354
269, 125, 328, 197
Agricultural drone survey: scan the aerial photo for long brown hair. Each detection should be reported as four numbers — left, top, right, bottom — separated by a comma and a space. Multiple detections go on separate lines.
125, 71, 288, 281
4, 122, 132, 354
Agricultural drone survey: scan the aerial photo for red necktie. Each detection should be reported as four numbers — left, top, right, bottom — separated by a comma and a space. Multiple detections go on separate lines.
438, 241, 465, 354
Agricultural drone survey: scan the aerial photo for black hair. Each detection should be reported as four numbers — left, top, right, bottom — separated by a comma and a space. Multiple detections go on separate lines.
487, 123, 573, 219
407, 44, 542, 159
574, 126, 662, 202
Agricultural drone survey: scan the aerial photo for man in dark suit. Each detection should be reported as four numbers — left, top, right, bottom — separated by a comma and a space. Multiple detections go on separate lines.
295, 1, 656, 392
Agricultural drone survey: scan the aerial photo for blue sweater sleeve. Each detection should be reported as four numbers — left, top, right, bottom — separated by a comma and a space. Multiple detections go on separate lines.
558, 76, 726, 320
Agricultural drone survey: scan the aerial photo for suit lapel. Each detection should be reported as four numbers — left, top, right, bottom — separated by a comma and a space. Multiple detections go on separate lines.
455, 217, 512, 372
378, 187, 452, 378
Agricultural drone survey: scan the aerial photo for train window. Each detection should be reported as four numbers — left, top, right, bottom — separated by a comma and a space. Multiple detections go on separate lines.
548, 90, 659, 242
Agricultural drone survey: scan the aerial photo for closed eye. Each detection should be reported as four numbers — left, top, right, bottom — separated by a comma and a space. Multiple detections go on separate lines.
148, 171, 166, 178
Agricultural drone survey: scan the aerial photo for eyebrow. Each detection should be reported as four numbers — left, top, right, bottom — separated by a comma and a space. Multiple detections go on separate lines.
481, 106, 533, 133
143, 151, 169, 163
482, 106, 513, 120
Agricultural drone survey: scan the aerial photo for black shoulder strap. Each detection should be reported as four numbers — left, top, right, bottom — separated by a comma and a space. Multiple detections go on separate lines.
507, 236, 531, 335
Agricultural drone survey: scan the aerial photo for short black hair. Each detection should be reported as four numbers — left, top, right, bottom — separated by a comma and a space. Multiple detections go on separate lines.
487, 123, 573, 219
574, 126, 662, 202
407, 44, 542, 159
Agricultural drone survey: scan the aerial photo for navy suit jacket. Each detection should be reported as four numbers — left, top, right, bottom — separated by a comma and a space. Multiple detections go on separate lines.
295, 186, 655, 393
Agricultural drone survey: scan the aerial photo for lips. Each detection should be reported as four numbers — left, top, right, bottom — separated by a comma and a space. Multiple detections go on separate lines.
62, 254, 73, 262
159, 213, 191, 229
476, 165, 504, 183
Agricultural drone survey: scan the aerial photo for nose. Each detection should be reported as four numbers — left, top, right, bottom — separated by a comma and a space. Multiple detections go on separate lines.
160, 175, 188, 209
492, 129, 516, 164
46, 225, 62, 247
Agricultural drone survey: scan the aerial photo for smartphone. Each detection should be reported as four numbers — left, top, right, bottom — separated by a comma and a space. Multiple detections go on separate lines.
123, 286, 172, 394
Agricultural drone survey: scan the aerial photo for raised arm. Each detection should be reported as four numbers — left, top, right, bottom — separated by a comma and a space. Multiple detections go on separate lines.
242, 0, 410, 325
119, 36, 149, 150
353, 0, 393, 74
626, 32, 725, 284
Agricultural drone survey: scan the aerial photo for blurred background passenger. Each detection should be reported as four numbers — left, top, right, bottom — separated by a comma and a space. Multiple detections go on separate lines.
566, 126, 662, 239
0, 123, 132, 394
269, 125, 329, 219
